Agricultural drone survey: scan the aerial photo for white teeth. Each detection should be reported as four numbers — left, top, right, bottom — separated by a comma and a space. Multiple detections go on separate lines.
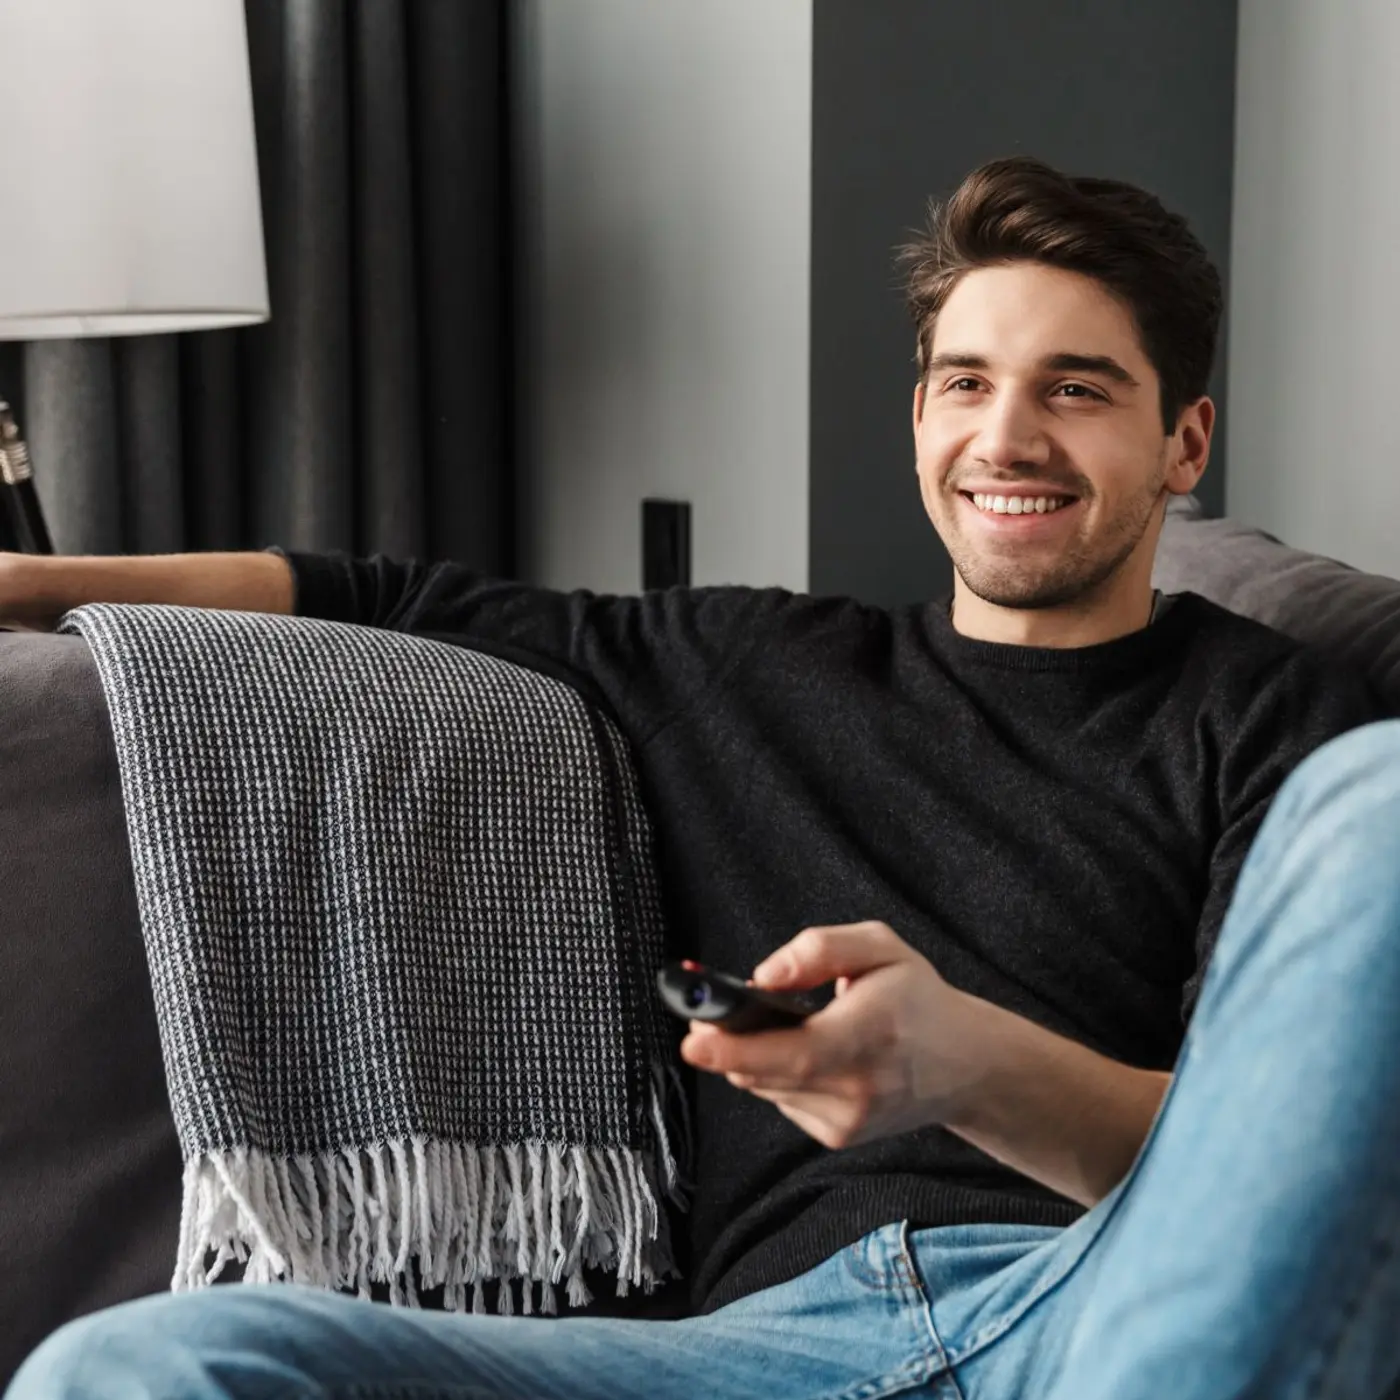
967, 492, 1068, 515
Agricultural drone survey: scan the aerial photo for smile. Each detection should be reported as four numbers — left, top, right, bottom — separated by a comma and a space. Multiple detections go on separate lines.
963, 491, 1074, 515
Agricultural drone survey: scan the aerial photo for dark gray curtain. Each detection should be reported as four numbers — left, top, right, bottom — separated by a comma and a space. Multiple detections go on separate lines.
0, 0, 512, 570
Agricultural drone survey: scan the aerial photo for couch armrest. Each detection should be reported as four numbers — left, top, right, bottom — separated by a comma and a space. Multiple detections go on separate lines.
0, 632, 181, 1387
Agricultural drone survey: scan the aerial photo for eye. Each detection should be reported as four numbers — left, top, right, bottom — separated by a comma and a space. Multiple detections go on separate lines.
1053, 382, 1106, 402
944, 376, 983, 394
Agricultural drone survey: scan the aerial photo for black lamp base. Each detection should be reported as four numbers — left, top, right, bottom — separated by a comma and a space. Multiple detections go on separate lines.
0, 489, 18, 553
0, 402, 53, 555
3, 478, 53, 555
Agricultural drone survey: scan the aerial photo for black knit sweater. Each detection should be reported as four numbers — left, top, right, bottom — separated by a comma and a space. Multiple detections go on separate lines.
283, 552, 1380, 1312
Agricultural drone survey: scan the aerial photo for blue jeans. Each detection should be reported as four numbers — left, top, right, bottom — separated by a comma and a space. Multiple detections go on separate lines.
14, 720, 1400, 1400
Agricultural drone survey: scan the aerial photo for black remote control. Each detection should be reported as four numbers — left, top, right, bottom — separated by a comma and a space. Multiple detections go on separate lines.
656, 960, 818, 1034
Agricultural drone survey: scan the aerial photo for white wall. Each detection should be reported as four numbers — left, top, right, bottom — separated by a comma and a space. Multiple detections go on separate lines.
513, 0, 812, 594
1228, 0, 1400, 575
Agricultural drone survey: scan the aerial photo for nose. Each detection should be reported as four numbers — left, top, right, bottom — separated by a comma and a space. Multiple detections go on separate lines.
968, 390, 1051, 473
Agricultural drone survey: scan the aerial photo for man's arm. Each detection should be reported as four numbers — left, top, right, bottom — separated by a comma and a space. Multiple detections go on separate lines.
0, 551, 293, 629
936, 991, 1169, 1207
681, 919, 1170, 1209
1, 547, 794, 746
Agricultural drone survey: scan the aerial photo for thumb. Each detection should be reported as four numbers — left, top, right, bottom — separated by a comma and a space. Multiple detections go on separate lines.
752, 921, 912, 991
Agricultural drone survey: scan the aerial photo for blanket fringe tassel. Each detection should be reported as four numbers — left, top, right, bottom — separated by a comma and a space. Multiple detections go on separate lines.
173, 1062, 688, 1315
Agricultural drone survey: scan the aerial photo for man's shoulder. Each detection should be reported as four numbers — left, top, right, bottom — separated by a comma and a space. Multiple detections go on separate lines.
1171, 589, 1352, 676
1169, 589, 1385, 739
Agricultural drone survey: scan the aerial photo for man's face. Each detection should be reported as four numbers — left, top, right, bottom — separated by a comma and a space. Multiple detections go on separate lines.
913, 262, 1197, 613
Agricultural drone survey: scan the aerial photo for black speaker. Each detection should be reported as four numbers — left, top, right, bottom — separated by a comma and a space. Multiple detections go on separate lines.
642, 499, 691, 590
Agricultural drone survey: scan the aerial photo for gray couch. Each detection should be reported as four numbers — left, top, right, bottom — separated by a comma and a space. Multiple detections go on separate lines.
3, 500, 1399, 1385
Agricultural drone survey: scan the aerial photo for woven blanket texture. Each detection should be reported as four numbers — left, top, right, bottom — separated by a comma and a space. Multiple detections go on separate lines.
60, 603, 687, 1315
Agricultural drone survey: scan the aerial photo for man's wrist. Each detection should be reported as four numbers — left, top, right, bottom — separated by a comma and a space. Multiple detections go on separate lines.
928, 989, 1171, 1206
0, 552, 63, 629
923, 988, 1029, 1137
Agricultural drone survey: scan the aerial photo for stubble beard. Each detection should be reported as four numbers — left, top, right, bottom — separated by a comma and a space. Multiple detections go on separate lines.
944, 464, 1167, 612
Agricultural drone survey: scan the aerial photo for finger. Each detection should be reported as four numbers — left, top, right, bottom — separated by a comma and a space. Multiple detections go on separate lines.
728, 1067, 855, 1095
743, 1085, 870, 1150
752, 921, 915, 992
682, 1023, 832, 1080
765, 1096, 850, 1151
741, 1083, 841, 1113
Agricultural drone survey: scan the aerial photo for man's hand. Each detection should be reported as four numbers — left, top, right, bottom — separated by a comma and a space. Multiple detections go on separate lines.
680, 919, 1171, 1205
680, 920, 983, 1150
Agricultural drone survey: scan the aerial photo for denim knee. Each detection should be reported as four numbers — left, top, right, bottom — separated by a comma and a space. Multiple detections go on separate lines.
9, 1304, 156, 1400
8, 1288, 308, 1400
1271, 719, 1400, 839
1195, 720, 1400, 1021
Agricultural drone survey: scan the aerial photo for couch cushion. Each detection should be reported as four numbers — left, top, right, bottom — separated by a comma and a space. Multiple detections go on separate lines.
0, 632, 181, 1387
1154, 495, 1400, 713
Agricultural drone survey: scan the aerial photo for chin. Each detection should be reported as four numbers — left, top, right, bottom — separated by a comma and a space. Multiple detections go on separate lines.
953, 556, 1114, 612
961, 579, 1091, 611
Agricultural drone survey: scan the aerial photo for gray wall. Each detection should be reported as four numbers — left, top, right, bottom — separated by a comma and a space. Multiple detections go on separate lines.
512, 0, 811, 594
808, 0, 1239, 607
1228, 0, 1400, 576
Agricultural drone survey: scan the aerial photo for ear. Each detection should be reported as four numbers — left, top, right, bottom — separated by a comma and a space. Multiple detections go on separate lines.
912, 381, 926, 445
1165, 396, 1214, 498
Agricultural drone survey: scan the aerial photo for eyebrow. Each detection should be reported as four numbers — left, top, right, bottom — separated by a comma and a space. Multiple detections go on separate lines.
926, 351, 1141, 388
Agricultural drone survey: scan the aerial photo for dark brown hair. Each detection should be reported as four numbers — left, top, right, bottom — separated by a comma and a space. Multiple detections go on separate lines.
900, 156, 1222, 433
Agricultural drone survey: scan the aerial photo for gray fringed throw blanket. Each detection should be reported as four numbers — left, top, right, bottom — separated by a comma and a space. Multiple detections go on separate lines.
60, 603, 688, 1315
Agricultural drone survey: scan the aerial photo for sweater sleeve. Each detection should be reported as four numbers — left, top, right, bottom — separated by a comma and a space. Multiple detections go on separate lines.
273, 549, 791, 745
1183, 650, 1384, 1022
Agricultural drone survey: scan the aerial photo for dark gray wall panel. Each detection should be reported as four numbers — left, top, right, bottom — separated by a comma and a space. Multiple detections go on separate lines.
809, 0, 1237, 606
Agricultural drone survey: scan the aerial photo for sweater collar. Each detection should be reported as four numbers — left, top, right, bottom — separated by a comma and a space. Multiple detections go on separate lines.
925, 590, 1192, 673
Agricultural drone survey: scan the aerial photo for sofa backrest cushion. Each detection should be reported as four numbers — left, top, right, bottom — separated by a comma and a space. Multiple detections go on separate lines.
1153, 495, 1400, 714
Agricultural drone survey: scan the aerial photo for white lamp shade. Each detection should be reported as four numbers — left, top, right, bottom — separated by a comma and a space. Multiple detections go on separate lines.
0, 0, 269, 339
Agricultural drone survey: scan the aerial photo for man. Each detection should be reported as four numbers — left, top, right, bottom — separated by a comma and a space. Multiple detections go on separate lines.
7, 156, 1400, 1400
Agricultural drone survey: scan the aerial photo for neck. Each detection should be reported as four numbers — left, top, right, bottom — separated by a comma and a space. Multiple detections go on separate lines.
948, 579, 1158, 649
